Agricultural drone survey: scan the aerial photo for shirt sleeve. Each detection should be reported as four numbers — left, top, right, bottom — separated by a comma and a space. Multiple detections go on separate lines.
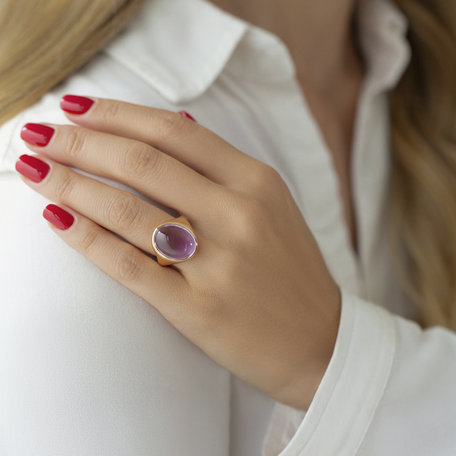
262, 288, 456, 455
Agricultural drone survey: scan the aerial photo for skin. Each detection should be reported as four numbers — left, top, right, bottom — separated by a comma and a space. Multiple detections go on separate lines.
15, 0, 366, 411
18, 98, 341, 410
210, 0, 365, 255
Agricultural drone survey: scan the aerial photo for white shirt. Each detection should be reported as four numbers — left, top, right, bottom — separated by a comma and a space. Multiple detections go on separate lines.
1, 0, 455, 454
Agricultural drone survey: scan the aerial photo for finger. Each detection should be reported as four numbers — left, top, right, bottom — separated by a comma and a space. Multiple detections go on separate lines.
21, 123, 225, 220
16, 153, 204, 261
59, 95, 261, 188
41, 201, 190, 328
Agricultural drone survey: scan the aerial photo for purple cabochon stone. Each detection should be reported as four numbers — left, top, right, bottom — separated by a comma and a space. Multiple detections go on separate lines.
153, 224, 197, 261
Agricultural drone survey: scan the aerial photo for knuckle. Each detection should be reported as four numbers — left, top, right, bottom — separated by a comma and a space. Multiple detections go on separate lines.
121, 143, 157, 180
232, 196, 268, 242
54, 172, 76, 201
65, 127, 87, 159
249, 163, 284, 192
77, 228, 100, 253
113, 247, 144, 282
155, 111, 191, 141
105, 193, 144, 232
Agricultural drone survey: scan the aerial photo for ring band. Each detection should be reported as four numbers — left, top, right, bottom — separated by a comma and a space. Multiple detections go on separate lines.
151, 215, 198, 266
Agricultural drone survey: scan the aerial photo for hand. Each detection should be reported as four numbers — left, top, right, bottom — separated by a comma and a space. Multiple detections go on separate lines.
16, 95, 341, 410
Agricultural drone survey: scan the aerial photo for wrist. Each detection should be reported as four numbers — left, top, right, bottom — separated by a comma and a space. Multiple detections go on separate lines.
275, 285, 342, 410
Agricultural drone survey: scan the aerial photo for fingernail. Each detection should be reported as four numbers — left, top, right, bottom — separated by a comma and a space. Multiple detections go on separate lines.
43, 204, 74, 230
15, 154, 50, 183
178, 111, 197, 122
20, 123, 55, 147
60, 95, 95, 114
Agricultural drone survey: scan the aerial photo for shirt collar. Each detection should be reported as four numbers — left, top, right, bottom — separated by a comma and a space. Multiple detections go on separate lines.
357, 0, 411, 92
104, 0, 248, 103
99, 0, 411, 103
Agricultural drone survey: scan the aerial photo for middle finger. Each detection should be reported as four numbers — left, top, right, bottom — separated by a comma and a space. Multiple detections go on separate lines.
20, 123, 226, 220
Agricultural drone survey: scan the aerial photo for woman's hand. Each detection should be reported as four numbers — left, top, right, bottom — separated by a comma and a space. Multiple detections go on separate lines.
16, 95, 341, 410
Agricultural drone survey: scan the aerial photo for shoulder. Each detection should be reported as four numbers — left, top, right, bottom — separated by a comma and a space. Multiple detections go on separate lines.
0, 55, 175, 174
0, 0, 251, 174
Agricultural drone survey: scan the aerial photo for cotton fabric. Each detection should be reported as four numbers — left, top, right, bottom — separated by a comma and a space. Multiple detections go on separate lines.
1, 0, 456, 455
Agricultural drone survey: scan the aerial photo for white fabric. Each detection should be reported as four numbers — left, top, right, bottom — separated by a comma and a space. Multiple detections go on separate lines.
1, 0, 456, 454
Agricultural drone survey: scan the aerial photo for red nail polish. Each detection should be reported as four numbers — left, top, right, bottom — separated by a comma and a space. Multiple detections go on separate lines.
15, 154, 50, 183
178, 110, 197, 122
20, 123, 55, 147
60, 95, 95, 114
43, 204, 74, 230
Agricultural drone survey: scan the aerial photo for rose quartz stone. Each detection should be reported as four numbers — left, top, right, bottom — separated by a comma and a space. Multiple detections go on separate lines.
153, 224, 197, 260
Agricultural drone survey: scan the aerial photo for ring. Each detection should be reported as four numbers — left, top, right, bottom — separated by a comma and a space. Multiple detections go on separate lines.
151, 215, 198, 266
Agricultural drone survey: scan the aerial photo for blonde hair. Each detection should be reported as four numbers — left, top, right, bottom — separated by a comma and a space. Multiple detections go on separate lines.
0, 0, 455, 330
0, 0, 145, 125
388, 0, 456, 329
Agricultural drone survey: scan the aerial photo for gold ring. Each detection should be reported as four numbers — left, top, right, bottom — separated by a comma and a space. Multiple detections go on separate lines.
151, 215, 198, 266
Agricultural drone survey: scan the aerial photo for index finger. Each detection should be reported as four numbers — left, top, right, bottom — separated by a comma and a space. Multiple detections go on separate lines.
59, 95, 261, 188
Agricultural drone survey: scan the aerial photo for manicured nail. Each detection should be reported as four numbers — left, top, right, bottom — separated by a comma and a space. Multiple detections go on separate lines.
178, 110, 197, 122
20, 123, 55, 147
15, 154, 50, 183
43, 204, 74, 230
60, 95, 95, 114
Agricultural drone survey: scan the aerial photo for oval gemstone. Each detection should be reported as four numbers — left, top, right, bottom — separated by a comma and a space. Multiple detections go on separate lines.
153, 223, 197, 261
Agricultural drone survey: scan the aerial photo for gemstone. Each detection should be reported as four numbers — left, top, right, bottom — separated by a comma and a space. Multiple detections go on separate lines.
153, 223, 197, 261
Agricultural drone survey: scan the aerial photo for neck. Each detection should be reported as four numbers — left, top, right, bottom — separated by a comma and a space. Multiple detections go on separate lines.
210, 0, 362, 95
